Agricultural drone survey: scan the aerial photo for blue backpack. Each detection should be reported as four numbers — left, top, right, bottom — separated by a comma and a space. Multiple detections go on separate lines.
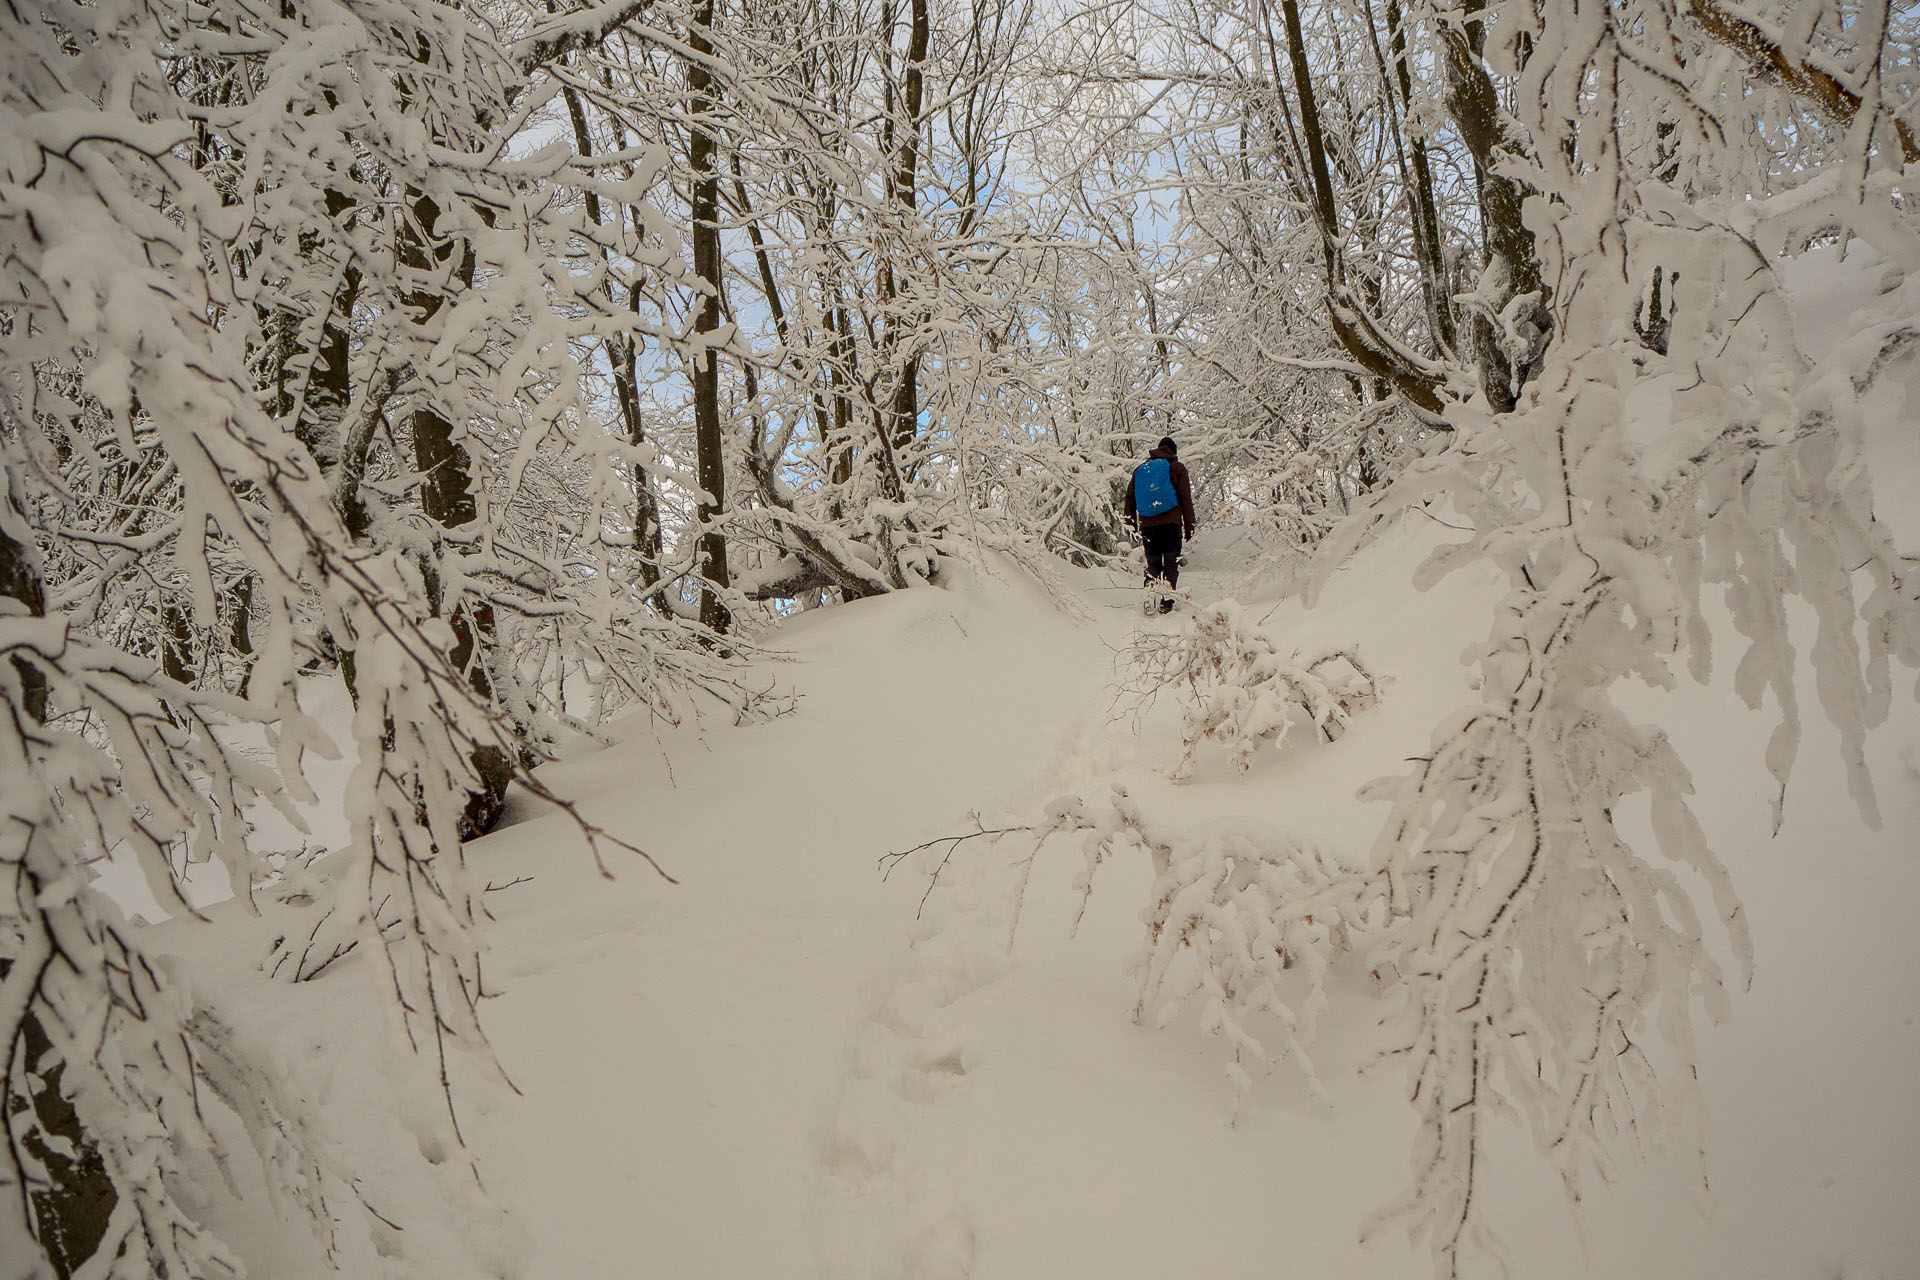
1133, 458, 1178, 518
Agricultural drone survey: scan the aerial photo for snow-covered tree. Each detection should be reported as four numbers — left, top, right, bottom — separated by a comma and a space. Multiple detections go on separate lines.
1146, 0, 1920, 1271
4, 0, 1915, 1272
975, 0, 1920, 1274
0, 0, 731, 1272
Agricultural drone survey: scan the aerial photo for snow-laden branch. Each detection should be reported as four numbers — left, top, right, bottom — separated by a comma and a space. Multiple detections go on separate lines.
514, 1, 660, 77
1687, 0, 1919, 165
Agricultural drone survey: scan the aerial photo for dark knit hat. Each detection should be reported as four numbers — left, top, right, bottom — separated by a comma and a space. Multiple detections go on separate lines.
1157, 436, 1177, 455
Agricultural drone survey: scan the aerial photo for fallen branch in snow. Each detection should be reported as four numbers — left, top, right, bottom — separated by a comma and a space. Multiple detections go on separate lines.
879, 814, 1037, 917
1115, 600, 1378, 779
484, 876, 534, 894
1041, 787, 1387, 1110
881, 788, 1390, 1110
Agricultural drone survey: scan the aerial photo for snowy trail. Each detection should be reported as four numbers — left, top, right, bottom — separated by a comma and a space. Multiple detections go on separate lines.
464, 562, 1124, 1279
793, 542, 1452, 1280
456, 537, 1448, 1279
440, 526, 1920, 1280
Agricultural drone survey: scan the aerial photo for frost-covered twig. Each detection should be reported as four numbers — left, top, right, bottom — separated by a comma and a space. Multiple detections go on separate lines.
879, 814, 1038, 917
1341, 111, 1920, 1280
1117, 600, 1377, 779
880, 788, 1388, 1107
1022, 788, 1386, 1109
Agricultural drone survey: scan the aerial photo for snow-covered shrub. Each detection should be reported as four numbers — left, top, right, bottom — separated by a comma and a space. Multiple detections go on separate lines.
1308, 60, 1920, 1280
1039, 788, 1386, 1107
0, 0, 699, 1271
1120, 600, 1376, 779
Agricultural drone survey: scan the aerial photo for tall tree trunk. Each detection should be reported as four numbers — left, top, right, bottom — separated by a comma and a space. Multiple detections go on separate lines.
827, 265, 856, 512
399, 190, 512, 837
687, 0, 731, 633
229, 572, 255, 698
883, 0, 929, 473
2, 465, 49, 751
618, 324, 668, 603
293, 189, 364, 497
1, 468, 117, 1278
1441, 0, 1547, 411
160, 602, 195, 686
1271, 0, 1445, 415
1277, 0, 1341, 273
1376, 0, 1455, 354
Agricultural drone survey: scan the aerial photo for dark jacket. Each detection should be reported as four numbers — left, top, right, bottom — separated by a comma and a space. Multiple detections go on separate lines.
1124, 447, 1196, 537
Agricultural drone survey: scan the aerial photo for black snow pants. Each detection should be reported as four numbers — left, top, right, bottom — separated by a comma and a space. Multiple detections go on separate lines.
1142, 523, 1182, 592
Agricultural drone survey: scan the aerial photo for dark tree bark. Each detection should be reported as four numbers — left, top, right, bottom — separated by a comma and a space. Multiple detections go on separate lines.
1, 475, 117, 1279
687, 0, 732, 634
1377, 0, 1455, 354
1278, 0, 1341, 268
160, 602, 195, 686
398, 190, 512, 837
291, 190, 364, 491
878, 0, 930, 487
2, 472, 49, 724
1440, 0, 1548, 411
1271, 0, 1447, 416
1688, 0, 1917, 164
228, 572, 256, 698
3, 960, 118, 1280
829, 282, 856, 505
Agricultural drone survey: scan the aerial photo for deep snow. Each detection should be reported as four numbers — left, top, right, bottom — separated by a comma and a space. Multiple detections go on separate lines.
146, 252, 1920, 1280
162, 513, 1917, 1280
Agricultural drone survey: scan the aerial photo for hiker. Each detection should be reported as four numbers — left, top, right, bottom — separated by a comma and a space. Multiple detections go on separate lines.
1124, 436, 1196, 614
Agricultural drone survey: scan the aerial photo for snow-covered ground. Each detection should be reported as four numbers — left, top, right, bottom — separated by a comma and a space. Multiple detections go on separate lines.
162, 503, 1919, 1280
143, 250, 1920, 1280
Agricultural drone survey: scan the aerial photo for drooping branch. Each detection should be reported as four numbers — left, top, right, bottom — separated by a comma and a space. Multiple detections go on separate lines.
1688, 0, 1918, 165
514, 0, 659, 75
1327, 299, 1448, 420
